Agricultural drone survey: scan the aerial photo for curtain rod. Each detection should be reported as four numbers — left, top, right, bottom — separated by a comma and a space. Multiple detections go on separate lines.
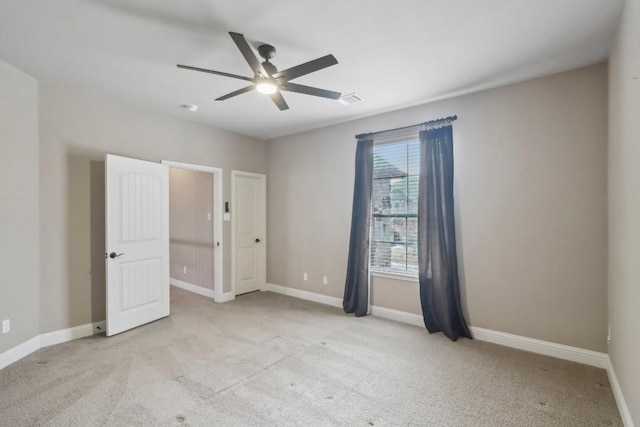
355, 115, 457, 140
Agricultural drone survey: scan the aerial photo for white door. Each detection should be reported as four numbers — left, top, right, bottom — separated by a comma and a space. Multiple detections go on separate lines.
106, 154, 170, 336
232, 171, 266, 295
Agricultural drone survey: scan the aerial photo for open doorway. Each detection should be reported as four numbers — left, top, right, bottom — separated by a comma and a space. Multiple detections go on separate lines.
162, 161, 225, 302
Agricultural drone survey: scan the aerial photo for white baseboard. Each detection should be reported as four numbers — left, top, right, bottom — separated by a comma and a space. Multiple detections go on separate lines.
0, 336, 41, 371
170, 278, 214, 299
367, 307, 610, 370
0, 320, 105, 371
370, 305, 424, 327
40, 321, 106, 348
469, 326, 609, 369
265, 283, 342, 308
607, 357, 635, 427
214, 292, 235, 303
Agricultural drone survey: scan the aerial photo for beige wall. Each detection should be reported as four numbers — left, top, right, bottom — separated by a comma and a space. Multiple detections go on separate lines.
0, 59, 39, 353
0, 43, 617, 371
39, 83, 266, 334
169, 168, 215, 290
608, 0, 640, 423
267, 64, 608, 352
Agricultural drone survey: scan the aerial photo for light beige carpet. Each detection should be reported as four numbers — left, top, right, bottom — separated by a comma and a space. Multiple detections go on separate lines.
0, 287, 621, 426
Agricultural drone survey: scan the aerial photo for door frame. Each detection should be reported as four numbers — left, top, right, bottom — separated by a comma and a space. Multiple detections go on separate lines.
231, 170, 267, 296
162, 160, 228, 303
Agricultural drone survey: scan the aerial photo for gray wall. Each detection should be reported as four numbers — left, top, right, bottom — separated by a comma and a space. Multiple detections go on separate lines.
169, 168, 215, 290
267, 64, 608, 352
39, 83, 266, 334
0, 59, 39, 353
608, 0, 640, 423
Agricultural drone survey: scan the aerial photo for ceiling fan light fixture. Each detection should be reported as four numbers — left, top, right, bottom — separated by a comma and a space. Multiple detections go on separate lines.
256, 80, 277, 94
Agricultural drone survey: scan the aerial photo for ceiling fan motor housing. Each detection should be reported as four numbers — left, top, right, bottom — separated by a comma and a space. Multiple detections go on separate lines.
258, 44, 278, 77
258, 44, 276, 60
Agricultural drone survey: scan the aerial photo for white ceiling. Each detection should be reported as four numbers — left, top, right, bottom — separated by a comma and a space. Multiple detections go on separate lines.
0, 0, 625, 140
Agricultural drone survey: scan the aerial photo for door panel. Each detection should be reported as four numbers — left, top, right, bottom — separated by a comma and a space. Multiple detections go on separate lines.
121, 173, 162, 242
237, 248, 255, 281
233, 172, 266, 295
119, 258, 162, 311
106, 154, 169, 336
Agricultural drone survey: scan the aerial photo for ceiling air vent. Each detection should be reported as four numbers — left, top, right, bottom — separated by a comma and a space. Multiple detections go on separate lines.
338, 93, 365, 105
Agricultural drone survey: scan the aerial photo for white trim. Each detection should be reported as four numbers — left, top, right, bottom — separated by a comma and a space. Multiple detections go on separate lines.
469, 326, 609, 369
162, 160, 224, 302
265, 283, 342, 308
214, 292, 236, 303
370, 305, 424, 326
170, 278, 214, 299
231, 170, 267, 180
40, 321, 106, 348
0, 336, 40, 370
0, 321, 105, 370
371, 270, 419, 283
607, 357, 635, 427
231, 170, 267, 297
373, 130, 421, 145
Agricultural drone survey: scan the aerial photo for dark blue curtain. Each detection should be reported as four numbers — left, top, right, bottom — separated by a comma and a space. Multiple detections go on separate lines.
418, 126, 471, 340
343, 137, 373, 316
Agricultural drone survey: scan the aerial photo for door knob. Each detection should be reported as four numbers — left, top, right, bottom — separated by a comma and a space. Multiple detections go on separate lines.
255, 238, 260, 243
109, 252, 125, 259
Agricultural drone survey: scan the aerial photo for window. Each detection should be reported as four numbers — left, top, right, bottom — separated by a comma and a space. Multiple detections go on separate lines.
370, 137, 419, 275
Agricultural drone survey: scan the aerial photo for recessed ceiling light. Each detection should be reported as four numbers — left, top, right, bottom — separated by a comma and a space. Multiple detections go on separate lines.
181, 104, 198, 112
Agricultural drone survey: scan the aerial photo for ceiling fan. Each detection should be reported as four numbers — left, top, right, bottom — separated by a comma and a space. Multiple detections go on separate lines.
177, 32, 341, 111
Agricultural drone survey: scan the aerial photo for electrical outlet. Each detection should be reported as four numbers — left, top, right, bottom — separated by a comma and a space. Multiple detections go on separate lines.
183, 266, 187, 274
607, 325, 611, 344
207, 212, 211, 221
2, 319, 10, 334
303, 273, 308, 281
323, 276, 328, 285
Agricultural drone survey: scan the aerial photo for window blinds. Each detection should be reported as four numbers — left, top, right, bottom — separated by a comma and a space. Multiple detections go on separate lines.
371, 138, 419, 275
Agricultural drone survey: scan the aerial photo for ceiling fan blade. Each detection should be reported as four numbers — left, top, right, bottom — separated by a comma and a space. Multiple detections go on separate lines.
280, 82, 341, 100
272, 54, 338, 81
215, 85, 255, 101
177, 64, 253, 82
229, 32, 266, 77
269, 91, 289, 111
